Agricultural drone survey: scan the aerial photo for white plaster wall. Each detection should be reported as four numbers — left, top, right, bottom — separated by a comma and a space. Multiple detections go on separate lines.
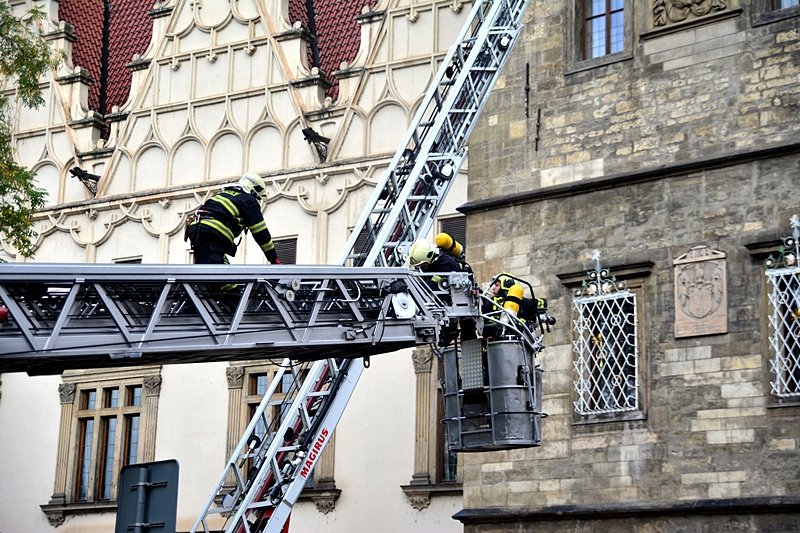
157, 363, 231, 531
0, 373, 61, 533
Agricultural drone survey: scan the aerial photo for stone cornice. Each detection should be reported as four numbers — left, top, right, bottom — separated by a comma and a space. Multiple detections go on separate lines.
31, 154, 393, 214
459, 141, 800, 215
453, 495, 800, 525
149, 5, 174, 19
55, 68, 94, 86
355, 8, 386, 24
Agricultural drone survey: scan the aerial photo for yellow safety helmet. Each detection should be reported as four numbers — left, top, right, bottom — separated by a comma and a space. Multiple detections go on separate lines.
409, 239, 437, 268
495, 273, 517, 294
239, 172, 267, 200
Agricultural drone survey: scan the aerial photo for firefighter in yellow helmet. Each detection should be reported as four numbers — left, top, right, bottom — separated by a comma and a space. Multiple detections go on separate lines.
408, 235, 470, 291
186, 173, 281, 265
408, 235, 476, 344
486, 273, 548, 325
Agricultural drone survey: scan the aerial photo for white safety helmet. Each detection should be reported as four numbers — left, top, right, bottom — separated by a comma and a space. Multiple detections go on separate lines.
239, 172, 267, 200
408, 239, 437, 268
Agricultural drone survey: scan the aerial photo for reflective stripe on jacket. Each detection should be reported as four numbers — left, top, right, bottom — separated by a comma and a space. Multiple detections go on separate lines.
190, 187, 277, 261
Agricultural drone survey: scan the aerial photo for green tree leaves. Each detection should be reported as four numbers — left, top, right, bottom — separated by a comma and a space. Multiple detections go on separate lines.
0, 4, 62, 258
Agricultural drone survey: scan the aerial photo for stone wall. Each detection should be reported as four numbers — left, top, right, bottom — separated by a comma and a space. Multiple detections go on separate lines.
469, 2, 800, 201
460, 150, 800, 532
459, 0, 800, 529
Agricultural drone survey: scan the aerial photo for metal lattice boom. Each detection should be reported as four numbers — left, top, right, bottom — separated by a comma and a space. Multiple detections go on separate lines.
0, 264, 470, 375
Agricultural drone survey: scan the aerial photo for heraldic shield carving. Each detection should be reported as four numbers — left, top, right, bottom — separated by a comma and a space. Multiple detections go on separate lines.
673, 245, 729, 338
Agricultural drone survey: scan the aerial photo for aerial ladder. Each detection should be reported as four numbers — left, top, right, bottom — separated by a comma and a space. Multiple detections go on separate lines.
187, 2, 539, 531
0, 1, 543, 532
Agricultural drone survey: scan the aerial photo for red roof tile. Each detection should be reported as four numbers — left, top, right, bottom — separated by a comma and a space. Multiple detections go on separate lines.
58, 0, 152, 115
58, 0, 104, 111
289, 0, 378, 100
59, 1, 372, 114
107, 0, 154, 111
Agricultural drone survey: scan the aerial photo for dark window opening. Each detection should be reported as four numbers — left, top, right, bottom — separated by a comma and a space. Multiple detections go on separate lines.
274, 238, 298, 265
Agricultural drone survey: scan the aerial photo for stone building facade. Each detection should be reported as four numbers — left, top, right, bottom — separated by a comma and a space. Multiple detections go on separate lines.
459, 0, 800, 531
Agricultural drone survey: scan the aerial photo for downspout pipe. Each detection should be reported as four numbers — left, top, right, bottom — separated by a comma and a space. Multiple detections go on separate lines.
99, 0, 112, 117
305, 0, 320, 68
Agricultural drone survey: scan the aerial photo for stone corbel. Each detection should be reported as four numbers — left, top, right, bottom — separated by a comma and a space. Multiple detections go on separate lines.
41, 506, 65, 528
400, 480, 462, 511
68, 112, 106, 156
289, 68, 333, 111
402, 480, 432, 511
42, 20, 77, 78
55, 66, 94, 119
274, 22, 313, 79
311, 491, 338, 514
300, 479, 341, 514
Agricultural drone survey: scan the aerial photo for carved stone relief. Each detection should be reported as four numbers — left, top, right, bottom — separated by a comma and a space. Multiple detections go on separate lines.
407, 493, 431, 511
411, 345, 433, 374
653, 0, 728, 27
143, 375, 163, 396
58, 383, 76, 404
673, 245, 728, 337
45, 511, 65, 528
226, 366, 246, 389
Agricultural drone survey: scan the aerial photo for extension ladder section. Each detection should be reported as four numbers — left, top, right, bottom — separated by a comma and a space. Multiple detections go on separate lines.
342, 0, 532, 268
189, 271, 477, 533
0, 0, 535, 530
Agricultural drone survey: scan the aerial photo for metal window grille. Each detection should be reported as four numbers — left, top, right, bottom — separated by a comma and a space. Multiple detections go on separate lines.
766, 215, 800, 398
572, 252, 639, 415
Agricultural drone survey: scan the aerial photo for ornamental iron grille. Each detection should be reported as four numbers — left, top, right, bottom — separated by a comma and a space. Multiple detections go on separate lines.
765, 215, 800, 398
572, 251, 639, 415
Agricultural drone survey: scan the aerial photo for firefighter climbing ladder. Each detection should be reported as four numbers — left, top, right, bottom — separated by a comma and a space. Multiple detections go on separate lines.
188, 2, 533, 531
0, 1, 533, 532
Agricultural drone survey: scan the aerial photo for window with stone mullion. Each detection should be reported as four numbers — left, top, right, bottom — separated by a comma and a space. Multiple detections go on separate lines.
72, 381, 145, 503
43, 370, 160, 527
584, 0, 625, 59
